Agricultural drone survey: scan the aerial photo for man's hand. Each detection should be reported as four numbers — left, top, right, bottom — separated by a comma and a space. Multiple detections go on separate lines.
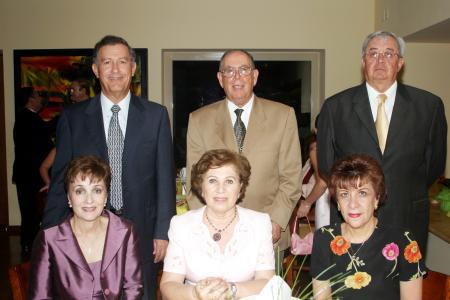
271, 222, 281, 244
153, 239, 169, 263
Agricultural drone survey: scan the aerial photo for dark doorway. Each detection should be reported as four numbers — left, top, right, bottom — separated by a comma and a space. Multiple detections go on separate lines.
0, 50, 9, 227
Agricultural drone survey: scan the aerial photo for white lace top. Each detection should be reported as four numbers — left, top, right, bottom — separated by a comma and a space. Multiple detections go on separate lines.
164, 206, 275, 284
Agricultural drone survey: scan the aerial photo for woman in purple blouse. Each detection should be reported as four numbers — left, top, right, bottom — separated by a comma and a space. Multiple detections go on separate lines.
29, 155, 143, 299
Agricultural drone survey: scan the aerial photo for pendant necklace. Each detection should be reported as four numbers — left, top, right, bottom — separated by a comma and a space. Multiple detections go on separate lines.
350, 241, 366, 259
205, 207, 237, 241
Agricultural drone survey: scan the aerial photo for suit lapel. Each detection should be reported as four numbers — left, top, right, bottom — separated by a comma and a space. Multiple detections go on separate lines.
54, 217, 92, 274
243, 97, 266, 155
352, 85, 379, 147
85, 96, 108, 160
215, 100, 238, 152
384, 84, 411, 156
101, 211, 128, 273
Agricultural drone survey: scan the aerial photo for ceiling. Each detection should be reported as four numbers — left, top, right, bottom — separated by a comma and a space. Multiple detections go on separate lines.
404, 18, 450, 43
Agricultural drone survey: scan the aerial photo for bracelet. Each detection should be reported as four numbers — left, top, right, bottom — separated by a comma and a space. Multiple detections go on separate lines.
302, 201, 311, 207
229, 282, 237, 300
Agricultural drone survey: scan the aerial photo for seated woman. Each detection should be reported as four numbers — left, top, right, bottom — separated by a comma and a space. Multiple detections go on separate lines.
29, 155, 143, 299
311, 154, 426, 300
160, 149, 275, 300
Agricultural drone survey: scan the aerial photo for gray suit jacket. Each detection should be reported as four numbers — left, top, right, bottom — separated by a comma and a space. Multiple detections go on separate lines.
317, 82, 447, 252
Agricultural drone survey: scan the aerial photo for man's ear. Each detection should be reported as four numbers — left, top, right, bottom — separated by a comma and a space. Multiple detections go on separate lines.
92, 63, 99, 78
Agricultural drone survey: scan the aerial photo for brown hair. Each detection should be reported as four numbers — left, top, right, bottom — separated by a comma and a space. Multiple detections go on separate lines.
329, 154, 386, 205
64, 155, 111, 192
191, 149, 251, 204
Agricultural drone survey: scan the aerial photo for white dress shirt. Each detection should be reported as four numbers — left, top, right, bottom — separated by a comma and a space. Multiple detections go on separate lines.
100, 91, 131, 138
366, 81, 397, 123
227, 95, 255, 128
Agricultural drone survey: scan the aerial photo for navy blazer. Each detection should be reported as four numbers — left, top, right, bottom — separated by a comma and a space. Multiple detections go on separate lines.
29, 210, 143, 299
317, 83, 447, 252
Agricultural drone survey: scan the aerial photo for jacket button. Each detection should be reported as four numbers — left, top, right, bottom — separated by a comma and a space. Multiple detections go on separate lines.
104, 289, 110, 295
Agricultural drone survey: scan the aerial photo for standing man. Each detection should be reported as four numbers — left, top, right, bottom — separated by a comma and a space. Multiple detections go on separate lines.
186, 50, 302, 256
43, 35, 176, 300
317, 31, 447, 254
13, 87, 53, 257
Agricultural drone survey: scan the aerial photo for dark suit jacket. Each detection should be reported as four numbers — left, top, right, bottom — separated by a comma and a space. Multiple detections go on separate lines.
12, 108, 53, 185
42, 95, 176, 264
317, 83, 447, 252
29, 210, 143, 299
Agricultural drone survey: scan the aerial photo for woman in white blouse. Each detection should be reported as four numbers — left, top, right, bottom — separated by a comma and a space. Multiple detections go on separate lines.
160, 149, 275, 300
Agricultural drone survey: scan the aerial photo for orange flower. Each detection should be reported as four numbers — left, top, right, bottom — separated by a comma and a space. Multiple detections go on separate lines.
404, 241, 422, 263
330, 235, 350, 255
345, 271, 372, 289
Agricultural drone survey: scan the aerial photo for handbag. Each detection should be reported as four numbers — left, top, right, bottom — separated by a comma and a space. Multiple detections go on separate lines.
290, 216, 314, 255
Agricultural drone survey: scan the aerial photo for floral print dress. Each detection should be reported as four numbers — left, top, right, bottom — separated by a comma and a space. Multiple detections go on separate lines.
310, 223, 426, 300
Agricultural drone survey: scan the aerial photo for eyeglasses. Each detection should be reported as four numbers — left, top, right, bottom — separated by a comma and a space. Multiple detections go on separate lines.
365, 50, 401, 60
220, 66, 253, 78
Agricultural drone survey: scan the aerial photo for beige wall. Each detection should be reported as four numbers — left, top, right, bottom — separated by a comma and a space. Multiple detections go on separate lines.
0, 0, 375, 225
376, 0, 450, 36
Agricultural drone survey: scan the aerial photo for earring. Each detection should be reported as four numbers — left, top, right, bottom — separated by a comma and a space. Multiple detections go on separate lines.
68, 201, 72, 208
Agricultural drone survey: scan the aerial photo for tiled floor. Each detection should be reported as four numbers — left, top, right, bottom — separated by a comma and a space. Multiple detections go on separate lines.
0, 230, 25, 300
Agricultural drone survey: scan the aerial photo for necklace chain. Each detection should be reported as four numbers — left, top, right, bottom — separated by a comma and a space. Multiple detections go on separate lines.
205, 207, 237, 241
350, 241, 366, 258
346, 219, 377, 258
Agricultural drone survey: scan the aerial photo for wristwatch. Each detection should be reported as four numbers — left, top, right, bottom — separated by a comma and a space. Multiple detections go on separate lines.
229, 282, 237, 300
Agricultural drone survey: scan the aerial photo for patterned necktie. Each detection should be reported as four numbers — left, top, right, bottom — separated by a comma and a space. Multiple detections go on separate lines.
107, 105, 124, 209
375, 94, 388, 153
234, 109, 246, 153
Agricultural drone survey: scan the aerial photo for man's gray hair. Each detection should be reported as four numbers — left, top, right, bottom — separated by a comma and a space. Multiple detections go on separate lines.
362, 31, 405, 58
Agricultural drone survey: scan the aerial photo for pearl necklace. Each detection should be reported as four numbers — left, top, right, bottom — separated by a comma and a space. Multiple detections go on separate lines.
205, 207, 237, 241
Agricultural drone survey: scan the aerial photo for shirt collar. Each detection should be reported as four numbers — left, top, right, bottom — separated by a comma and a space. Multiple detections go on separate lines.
366, 81, 397, 100
227, 94, 254, 113
100, 91, 131, 114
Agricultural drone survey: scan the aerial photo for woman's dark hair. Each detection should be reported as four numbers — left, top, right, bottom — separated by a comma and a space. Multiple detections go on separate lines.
191, 149, 251, 204
64, 155, 111, 192
329, 154, 386, 205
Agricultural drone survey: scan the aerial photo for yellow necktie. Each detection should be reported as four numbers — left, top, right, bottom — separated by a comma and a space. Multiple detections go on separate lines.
375, 94, 388, 153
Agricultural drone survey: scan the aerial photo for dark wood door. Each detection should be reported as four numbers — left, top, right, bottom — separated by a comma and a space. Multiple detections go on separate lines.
0, 51, 9, 226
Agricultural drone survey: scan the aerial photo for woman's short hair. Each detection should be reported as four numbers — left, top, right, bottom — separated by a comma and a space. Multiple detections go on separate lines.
191, 149, 251, 204
64, 155, 111, 192
329, 154, 386, 204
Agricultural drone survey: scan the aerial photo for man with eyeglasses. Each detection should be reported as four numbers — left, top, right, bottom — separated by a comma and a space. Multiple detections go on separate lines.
186, 50, 302, 258
317, 31, 447, 255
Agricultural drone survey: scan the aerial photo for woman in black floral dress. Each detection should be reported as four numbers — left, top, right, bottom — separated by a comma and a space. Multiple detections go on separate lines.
311, 154, 425, 300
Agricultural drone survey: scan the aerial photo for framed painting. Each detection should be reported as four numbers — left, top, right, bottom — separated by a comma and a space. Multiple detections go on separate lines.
13, 48, 148, 122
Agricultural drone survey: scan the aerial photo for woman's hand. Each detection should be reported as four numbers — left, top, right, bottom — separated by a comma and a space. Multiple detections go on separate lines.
194, 278, 230, 300
297, 201, 311, 218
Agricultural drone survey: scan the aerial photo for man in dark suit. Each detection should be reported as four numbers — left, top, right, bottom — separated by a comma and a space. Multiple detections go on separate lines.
13, 87, 53, 256
317, 31, 447, 255
42, 35, 176, 300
